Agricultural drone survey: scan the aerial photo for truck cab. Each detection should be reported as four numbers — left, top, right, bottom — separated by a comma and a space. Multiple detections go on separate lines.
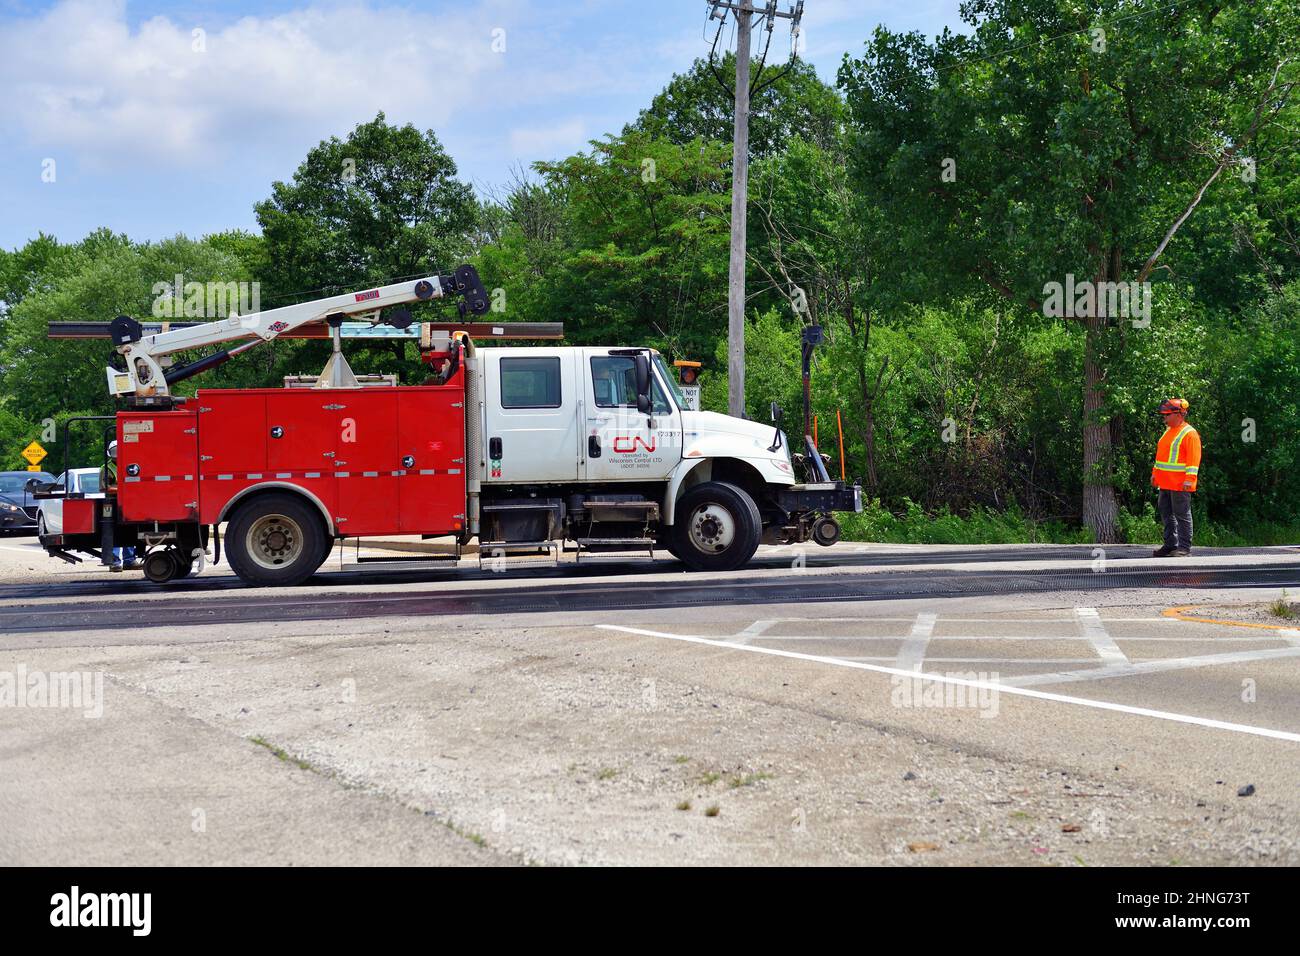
469, 345, 857, 571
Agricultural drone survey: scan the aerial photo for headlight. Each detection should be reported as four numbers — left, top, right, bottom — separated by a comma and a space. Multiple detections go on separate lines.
0, 503, 20, 513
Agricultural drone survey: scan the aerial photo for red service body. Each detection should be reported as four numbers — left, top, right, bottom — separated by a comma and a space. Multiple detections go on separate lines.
116, 379, 467, 540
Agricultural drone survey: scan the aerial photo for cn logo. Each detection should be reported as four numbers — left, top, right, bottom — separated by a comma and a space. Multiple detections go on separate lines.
613, 435, 656, 453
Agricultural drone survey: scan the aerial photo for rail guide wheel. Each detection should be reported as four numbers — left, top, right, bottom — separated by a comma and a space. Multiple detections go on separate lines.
142, 548, 182, 583
811, 515, 841, 547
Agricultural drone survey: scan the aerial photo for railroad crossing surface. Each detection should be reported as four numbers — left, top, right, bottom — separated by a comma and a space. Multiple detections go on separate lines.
1, 537, 1298, 865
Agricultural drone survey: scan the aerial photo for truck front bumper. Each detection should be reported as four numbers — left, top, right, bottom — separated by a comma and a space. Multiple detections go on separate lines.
775, 482, 862, 515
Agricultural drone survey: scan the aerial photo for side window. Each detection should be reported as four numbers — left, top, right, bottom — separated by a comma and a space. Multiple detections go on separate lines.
500, 357, 562, 409
54, 472, 66, 491
590, 356, 670, 414
80, 472, 101, 494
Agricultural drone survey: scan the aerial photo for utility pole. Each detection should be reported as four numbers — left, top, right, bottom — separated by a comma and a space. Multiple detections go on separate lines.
708, 1, 805, 419
727, 2, 752, 419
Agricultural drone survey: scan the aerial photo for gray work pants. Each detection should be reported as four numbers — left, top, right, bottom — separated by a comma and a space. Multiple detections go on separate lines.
1158, 489, 1193, 550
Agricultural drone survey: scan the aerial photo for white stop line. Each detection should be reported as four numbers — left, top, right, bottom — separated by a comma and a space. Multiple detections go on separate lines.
596, 624, 1300, 744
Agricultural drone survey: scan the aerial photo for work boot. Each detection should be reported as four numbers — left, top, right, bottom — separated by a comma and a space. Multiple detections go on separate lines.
1170, 548, 1190, 557
109, 563, 124, 572
1152, 545, 1175, 557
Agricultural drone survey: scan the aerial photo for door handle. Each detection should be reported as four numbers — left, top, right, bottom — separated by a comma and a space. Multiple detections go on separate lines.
489, 436, 502, 459
588, 435, 601, 457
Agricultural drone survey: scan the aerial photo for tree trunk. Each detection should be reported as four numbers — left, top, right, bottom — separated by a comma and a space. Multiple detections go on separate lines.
1081, 313, 1119, 543
862, 401, 879, 494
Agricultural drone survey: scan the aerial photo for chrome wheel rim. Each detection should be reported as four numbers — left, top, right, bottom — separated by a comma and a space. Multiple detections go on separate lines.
688, 502, 736, 553
246, 513, 304, 570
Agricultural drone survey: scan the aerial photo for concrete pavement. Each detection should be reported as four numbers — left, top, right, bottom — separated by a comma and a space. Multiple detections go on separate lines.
1, 535, 1298, 865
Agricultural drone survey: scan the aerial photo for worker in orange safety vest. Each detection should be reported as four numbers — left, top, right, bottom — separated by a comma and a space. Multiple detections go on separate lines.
1150, 398, 1201, 557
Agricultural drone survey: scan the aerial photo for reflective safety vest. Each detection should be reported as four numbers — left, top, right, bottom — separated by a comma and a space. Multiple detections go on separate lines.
1152, 423, 1201, 491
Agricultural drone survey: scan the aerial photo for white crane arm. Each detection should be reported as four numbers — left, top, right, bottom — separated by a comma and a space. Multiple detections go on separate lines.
106, 268, 487, 398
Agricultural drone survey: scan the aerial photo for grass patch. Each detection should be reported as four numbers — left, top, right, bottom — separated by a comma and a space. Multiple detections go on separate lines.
596, 767, 618, 781
250, 735, 315, 772
704, 805, 720, 817
1269, 591, 1297, 619
839, 497, 1300, 548
697, 771, 723, 786
250, 736, 497, 854
676, 800, 692, 811
673, 755, 690, 764
443, 820, 488, 847
728, 772, 772, 789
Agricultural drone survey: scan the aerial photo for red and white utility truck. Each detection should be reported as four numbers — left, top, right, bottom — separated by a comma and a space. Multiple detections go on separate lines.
39, 266, 860, 586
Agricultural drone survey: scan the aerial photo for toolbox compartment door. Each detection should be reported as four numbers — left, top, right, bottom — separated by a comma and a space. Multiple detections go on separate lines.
118, 410, 199, 522
397, 388, 466, 534
332, 390, 398, 536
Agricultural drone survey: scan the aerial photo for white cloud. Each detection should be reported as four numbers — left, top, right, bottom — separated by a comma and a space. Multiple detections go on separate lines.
0, 0, 513, 169
508, 117, 587, 160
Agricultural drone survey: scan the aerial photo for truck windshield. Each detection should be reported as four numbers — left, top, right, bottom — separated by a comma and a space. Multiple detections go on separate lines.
652, 354, 688, 411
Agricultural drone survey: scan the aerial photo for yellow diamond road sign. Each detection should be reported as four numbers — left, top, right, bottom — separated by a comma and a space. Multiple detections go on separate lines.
21, 440, 46, 465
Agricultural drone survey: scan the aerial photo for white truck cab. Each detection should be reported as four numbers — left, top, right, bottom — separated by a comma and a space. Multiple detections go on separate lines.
469, 345, 859, 570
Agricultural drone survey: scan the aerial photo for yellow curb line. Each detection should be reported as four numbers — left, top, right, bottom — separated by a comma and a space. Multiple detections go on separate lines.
1162, 604, 1299, 631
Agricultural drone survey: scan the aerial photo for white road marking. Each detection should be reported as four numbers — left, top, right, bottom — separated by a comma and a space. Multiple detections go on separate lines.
735, 620, 778, 644
1004, 646, 1300, 687
749, 633, 1281, 642
1076, 606, 1127, 665
896, 612, 936, 671
595, 624, 1300, 744
840, 657, 1103, 665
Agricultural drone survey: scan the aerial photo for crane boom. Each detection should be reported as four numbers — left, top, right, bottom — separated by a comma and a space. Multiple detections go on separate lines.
106, 266, 489, 399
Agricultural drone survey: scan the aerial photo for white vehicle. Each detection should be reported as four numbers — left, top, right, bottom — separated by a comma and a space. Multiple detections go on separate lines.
43, 266, 860, 585
37, 468, 102, 536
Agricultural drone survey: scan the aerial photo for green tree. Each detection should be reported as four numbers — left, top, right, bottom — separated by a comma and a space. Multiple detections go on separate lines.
838, 0, 1299, 541
631, 54, 843, 162
0, 234, 249, 467
255, 112, 479, 299
486, 132, 732, 362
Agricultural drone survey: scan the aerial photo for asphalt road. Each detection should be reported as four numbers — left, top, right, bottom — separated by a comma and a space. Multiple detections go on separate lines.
2, 535, 1298, 865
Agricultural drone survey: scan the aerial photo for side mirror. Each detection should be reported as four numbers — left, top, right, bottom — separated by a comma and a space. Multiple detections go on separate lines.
634, 353, 651, 413
25, 478, 38, 492
767, 402, 785, 453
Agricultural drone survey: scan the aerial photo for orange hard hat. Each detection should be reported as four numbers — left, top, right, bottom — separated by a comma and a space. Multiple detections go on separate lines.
1157, 398, 1189, 415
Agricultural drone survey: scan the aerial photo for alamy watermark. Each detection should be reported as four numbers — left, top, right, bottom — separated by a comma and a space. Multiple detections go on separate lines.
1042, 274, 1151, 327
152, 275, 261, 319
890, 671, 1000, 718
0, 665, 104, 718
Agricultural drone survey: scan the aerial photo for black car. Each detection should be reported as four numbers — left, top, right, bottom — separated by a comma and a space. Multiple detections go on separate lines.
0, 471, 56, 533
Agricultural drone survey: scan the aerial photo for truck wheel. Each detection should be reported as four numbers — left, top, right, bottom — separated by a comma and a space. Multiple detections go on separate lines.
672, 481, 762, 572
226, 494, 327, 587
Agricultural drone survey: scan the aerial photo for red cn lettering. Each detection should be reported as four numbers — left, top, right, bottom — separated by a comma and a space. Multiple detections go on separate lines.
613, 436, 656, 453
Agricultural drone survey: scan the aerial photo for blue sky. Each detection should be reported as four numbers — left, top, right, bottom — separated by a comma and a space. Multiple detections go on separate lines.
0, 0, 965, 250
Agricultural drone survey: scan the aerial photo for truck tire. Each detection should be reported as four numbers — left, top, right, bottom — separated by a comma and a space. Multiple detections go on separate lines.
225, 493, 327, 587
672, 481, 762, 572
